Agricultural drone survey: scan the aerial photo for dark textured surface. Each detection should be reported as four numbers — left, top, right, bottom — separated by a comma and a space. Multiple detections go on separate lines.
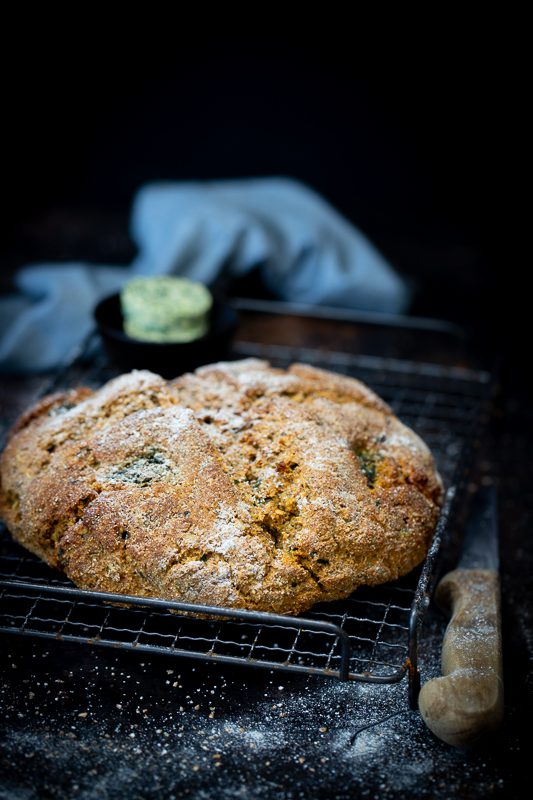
0, 310, 530, 798
0, 623, 520, 800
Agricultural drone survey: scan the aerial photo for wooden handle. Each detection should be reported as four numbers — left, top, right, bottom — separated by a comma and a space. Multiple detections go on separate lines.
418, 568, 504, 747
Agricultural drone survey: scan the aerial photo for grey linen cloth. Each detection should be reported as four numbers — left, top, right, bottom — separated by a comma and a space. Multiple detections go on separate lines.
0, 178, 409, 372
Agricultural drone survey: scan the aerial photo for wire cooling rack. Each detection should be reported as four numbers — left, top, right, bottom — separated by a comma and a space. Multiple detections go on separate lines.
0, 336, 491, 704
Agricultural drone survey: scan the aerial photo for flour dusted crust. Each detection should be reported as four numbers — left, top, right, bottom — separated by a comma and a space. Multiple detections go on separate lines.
0, 360, 443, 615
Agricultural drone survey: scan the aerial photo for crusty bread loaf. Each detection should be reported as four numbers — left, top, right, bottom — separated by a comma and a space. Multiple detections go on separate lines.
0, 359, 443, 615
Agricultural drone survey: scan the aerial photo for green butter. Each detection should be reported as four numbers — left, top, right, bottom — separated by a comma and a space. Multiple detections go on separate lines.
121, 276, 212, 343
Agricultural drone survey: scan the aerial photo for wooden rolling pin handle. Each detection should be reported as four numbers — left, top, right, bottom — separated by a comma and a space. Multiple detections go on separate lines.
418, 568, 504, 748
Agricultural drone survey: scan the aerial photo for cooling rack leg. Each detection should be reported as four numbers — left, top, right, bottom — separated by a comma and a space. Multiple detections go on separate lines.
408, 599, 424, 710
408, 662, 421, 709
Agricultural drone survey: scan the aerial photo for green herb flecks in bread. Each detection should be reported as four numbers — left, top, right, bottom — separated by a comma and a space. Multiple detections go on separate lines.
0, 360, 444, 615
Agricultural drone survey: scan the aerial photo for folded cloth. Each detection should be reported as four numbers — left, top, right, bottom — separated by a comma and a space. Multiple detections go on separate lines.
0, 264, 126, 372
0, 177, 410, 373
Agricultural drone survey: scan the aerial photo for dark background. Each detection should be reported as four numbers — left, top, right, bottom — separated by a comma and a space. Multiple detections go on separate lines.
1, 39, 513, 343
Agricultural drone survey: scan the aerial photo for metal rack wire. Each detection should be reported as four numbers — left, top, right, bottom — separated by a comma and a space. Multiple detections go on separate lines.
0, 336, 490, 704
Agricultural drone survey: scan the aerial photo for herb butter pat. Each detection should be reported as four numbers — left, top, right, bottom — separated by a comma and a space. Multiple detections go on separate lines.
121, 277, 213, 343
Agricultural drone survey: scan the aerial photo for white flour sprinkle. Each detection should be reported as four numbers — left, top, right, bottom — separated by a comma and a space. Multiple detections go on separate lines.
0, 632, 511, 800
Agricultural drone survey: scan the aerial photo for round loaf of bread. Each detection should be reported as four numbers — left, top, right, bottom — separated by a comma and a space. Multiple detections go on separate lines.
0, 359, 443, 615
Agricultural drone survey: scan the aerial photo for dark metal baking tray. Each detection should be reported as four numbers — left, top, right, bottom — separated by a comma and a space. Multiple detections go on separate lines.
0, 334, 491, 706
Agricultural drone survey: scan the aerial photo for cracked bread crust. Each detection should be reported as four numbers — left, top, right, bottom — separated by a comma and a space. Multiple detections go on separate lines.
0, 359, 443, 615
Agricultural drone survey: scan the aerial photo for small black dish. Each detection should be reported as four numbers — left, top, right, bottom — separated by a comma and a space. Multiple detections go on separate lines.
94, 292, 239, 379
